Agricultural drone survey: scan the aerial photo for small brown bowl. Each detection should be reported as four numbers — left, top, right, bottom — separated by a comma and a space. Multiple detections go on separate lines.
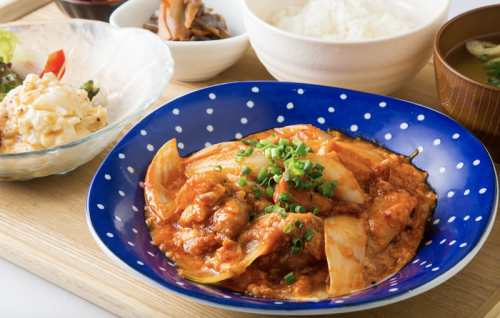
55, 0, 127, 22
434, 4, 500, 163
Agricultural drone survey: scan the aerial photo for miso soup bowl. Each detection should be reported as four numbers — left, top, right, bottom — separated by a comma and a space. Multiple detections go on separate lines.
434, 4, 500, 163
242, 0, 451, 95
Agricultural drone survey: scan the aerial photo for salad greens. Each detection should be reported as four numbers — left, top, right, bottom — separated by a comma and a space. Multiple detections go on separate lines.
0, 29, 21, 64
0, 62, 22, 102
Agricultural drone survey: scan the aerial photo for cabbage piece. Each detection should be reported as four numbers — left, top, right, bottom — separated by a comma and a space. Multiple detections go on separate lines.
10, 44, 48, 79
324, 215, 367, 297
0, 62, 22, 102
144, 138, 184, 221
185, 141, 270, 181
178, 241, 267, 283
0, 29, 21, 64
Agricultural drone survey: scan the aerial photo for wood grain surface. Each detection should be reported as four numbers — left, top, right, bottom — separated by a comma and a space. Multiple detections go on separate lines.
1, 3, 499, 318
0, 0, 52, 23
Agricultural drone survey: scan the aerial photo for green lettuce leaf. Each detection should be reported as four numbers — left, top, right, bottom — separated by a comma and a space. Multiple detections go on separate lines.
0, 29, 22, 64
0, 62, 22, 102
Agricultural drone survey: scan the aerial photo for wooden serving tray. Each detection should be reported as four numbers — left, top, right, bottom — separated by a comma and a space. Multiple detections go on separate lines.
0, 0, 52, 23
1, 3, 500, 318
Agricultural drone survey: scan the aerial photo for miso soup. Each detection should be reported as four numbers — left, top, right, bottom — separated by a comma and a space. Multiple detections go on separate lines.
445, 32, 500, 86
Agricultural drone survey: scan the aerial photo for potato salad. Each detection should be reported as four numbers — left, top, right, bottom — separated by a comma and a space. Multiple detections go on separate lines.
0, 73, 107, 154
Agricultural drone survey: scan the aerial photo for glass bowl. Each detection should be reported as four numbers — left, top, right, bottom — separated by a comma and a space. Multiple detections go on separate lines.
0, 19, 174, 181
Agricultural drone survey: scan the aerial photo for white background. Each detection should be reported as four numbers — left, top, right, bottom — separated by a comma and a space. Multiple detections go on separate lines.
1, 0, 499, 317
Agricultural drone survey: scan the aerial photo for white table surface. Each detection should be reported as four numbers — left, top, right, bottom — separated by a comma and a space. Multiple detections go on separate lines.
1, 0, 498, 317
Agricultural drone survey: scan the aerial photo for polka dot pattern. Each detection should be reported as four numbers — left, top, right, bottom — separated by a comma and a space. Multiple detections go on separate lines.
87, 82, 496, 313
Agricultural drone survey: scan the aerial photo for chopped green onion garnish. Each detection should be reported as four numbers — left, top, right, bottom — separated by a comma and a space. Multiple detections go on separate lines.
241, 166, 252, 176
250, 140, 258, 147
315, 163, 325, 171
317, 182, 332, 196
271, 134, 275, 137
330, 180, 339, 188
260, 177, 270, 187
241, 139, 251, 145
284, 201, 290, 209
293, 175, 302, 187
235, 155, 244, 163
297, 182, 305, 191
296, 142, 307, 155
278, 145, 285, 153
292, 246, 300, 253
236, 149, 245, 155
266, 186, 275, 197
295, 205, 305, 213
256, 142, 263, 148
326, 189, 335, 198
268, 159, 276, 166
304, 160, 313, 173
270, 166, 282, 175
265, 148, 272, 159
310, 205, 319, 215
271, 148, 280, 159
250, 184, 258, 191
250, 212, 255, 221
292, 154, 299, 160
478, 54, 489, 63
260, 138, 272, 145
256, 212, 265, 218
304, 180, 313, 190
284, 153, 292, 160
292, 237, 303, 248
244, 147, 254, 157
283, 224, 293, 233
289, 202, 298, 212
214, 165, 222, 172
280, 138, 290, 146
284, 272, 296, 285
279, 192, 292, 202
292, 139, 301, 146
304, 229, 315, 241
256, 167, 268, 182
238, 177, 247, 187
309, 171, 322, 179
285, 146, 293, 153
264, 205, 273, 213
273, 175, 282, 184
255, 188, 264, 199
305, 147, 313, 153
294, 161, 304, 169
294, 220, 303, 228
279, 210, 287, 218
287, 185, 292, 191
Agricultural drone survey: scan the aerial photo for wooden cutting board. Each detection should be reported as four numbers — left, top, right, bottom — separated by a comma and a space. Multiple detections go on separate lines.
0, 0, 52, 23
1, 3, 500, 318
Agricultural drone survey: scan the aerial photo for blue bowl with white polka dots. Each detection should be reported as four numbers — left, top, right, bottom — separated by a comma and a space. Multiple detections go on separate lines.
86, 82, 498, 314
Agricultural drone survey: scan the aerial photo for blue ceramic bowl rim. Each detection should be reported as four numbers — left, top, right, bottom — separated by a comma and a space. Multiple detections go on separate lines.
86, 81, 499, 315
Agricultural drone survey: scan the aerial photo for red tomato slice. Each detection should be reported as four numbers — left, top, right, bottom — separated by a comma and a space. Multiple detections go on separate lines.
40, 50, 66, 79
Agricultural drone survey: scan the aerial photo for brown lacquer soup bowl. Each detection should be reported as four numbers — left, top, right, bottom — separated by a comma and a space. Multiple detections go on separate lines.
434, 4, 500, 163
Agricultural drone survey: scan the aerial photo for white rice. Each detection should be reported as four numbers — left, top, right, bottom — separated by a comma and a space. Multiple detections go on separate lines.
268, 0, 416, 41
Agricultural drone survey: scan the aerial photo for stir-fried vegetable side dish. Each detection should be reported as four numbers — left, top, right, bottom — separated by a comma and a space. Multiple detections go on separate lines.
144, 124, 436, 299
144, 0, 232, 41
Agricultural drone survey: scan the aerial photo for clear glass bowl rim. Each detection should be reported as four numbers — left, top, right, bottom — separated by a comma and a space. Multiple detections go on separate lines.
0, 18, 174, 159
